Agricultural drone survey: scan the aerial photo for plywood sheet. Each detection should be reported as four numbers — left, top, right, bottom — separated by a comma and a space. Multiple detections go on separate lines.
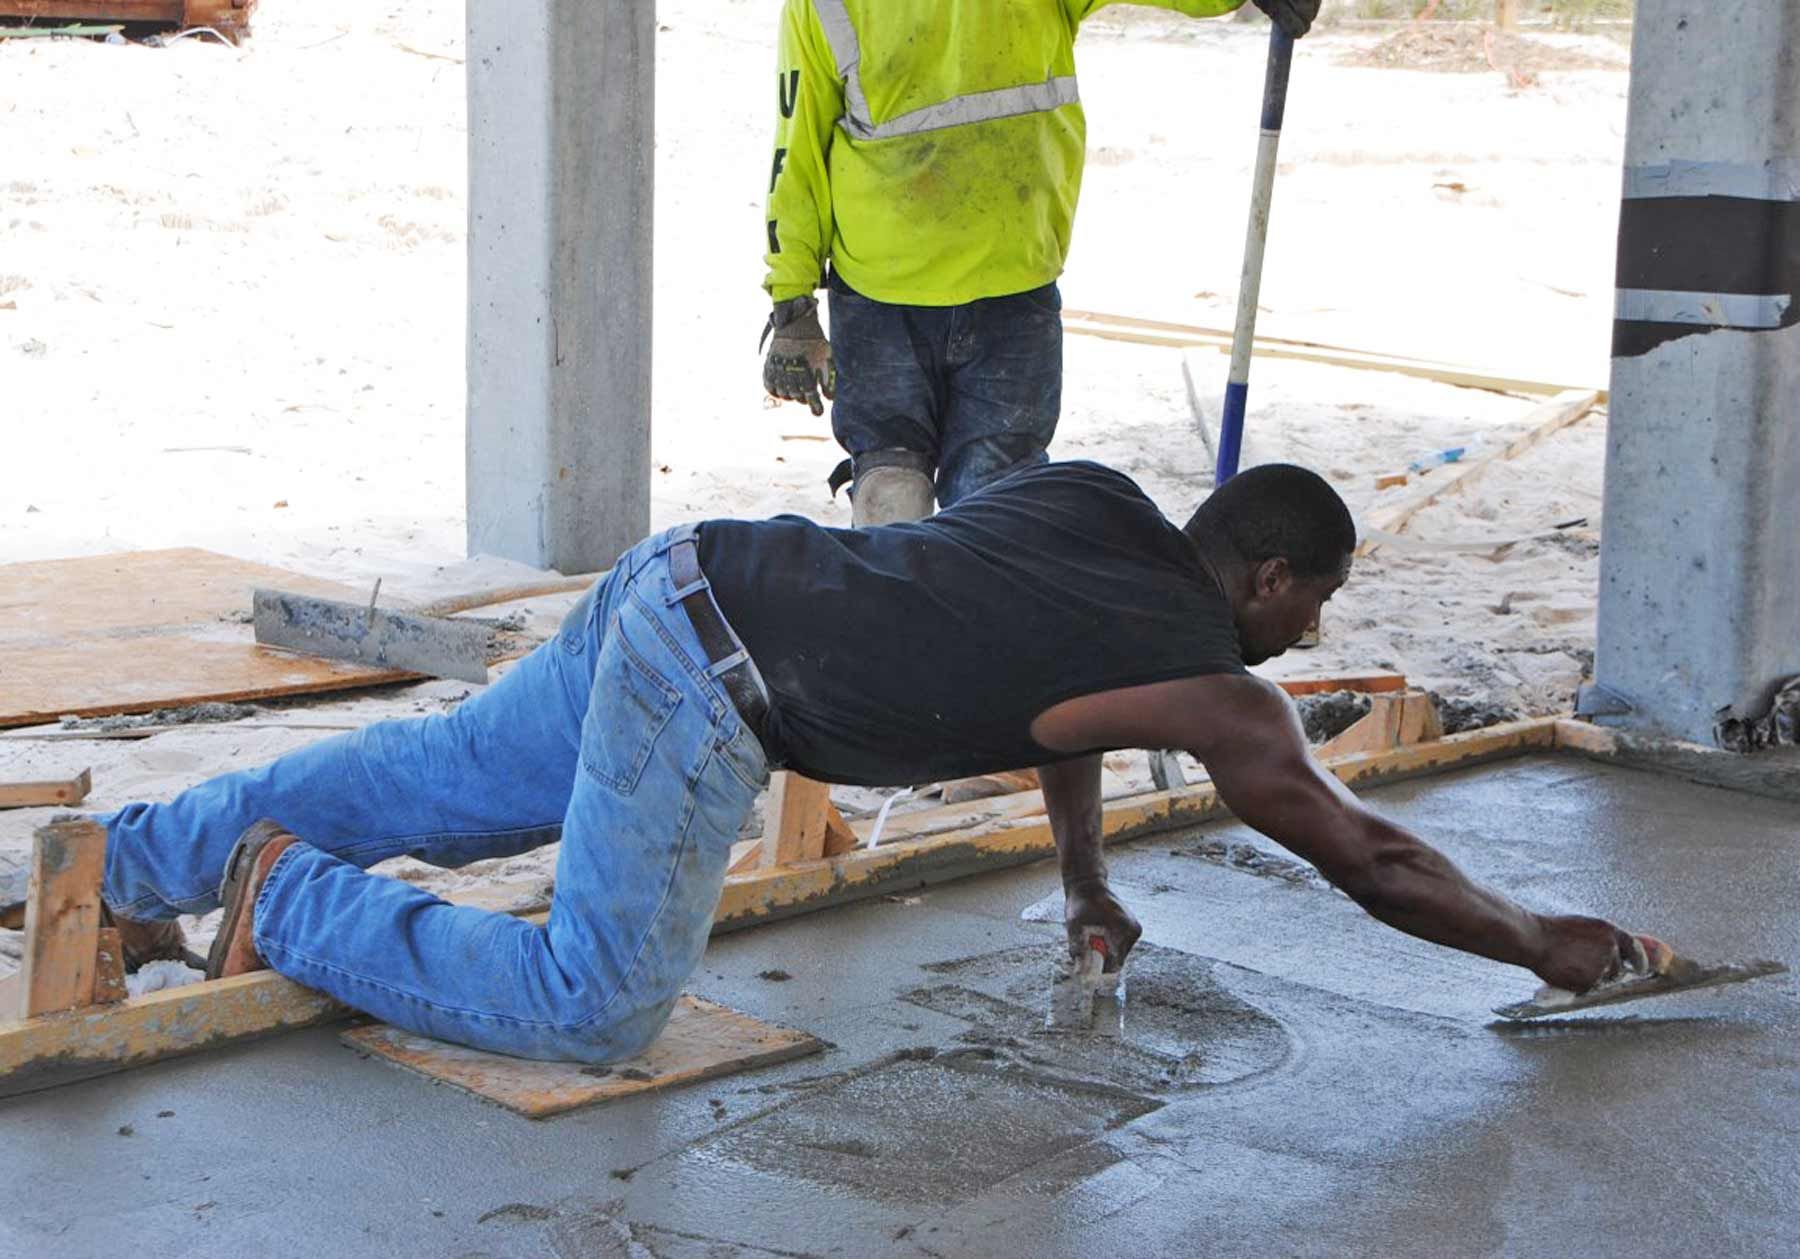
0, 548, 414, 728
341, 995, 824, 1119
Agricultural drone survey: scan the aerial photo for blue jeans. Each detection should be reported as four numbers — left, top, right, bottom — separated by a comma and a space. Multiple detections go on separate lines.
827, 272, 1062, 509
99, 525, 770, 1063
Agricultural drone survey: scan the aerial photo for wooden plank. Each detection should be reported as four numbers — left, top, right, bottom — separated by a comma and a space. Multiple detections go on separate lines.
1274, 671, 1408, 698
1316, 692, 1443, 761
18, 819, 106, 1019
0, 719, 1559, 1095
1358, 390, 1600, 557
341, 995, 823, 1119
0, 548, 418, 729
0, 972, 342, 1098
714, 718, 1559, 930
0, 768, 91, 810
760, 772, 833, 869
1061, 310, 1607, 404
0, 2, 255, 31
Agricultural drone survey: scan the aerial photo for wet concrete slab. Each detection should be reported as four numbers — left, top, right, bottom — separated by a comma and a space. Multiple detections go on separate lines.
1, 757, 1795, 1257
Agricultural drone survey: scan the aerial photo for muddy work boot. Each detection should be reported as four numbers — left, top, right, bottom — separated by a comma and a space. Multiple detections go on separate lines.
205, 819, 301, 980
105, 907, 205, 972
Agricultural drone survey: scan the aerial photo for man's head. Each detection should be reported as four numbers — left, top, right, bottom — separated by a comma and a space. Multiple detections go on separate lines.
1183, 464, 1356, 666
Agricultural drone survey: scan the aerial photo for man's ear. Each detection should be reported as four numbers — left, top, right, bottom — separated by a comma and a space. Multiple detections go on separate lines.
1253, 557, 1292, 599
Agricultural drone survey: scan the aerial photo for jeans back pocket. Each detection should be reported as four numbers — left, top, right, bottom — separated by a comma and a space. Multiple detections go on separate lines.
580, 612, 682, 797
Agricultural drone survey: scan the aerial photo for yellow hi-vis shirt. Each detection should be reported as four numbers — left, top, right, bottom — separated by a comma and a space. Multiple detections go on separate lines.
764, 0, 1245, 307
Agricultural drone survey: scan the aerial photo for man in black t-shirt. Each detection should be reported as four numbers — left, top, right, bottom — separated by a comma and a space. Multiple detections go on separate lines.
94, 462, 1643, 1063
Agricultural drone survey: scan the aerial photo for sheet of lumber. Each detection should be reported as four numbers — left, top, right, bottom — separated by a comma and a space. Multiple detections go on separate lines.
0, 970, 343, 1098
1060, 310, 1607, 404
0, 719, 1557, 1094
341, 995, 823, 1118
0, 2, 253, 30
1359, 390, 1600, 556
18, 819, 106, 1019
0, 548, 414, 728
761, 772, 834, 868
0, 767, 91, 809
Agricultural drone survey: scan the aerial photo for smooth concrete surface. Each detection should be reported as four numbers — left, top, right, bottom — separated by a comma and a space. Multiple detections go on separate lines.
1595, 0, 1800, 743
3, 758, 1797, 1257
466, 0, 653, 573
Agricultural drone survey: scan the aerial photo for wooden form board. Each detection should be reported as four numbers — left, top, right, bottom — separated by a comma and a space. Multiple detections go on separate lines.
341, 996, 824, 1118
1359, 390, 1602, 557
1062, 309, 1608, 404
0, 1, 254, 32
0, 548, 416, 728
0, 717, 1565, 1097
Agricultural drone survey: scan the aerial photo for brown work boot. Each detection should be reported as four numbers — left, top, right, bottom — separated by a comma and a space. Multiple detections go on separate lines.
103, 906, 204, 972
205, 819, 300, 980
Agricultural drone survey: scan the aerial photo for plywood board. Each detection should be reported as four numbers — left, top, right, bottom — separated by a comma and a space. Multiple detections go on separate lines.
341, 995, 823, 1118
0, 548, 415, 728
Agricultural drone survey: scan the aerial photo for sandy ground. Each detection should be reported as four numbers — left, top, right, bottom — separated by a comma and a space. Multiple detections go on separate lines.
0, 3, 1632, 970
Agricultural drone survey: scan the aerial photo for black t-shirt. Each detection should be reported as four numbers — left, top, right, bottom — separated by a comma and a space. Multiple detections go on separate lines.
696, 461, 1246, 786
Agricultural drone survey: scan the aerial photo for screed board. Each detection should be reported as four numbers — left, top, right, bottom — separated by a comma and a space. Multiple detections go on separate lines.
0, 548, 414, 728
341, 996, 824, 1118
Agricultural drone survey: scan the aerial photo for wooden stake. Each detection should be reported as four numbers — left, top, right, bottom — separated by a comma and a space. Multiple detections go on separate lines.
760, 772, 834, 868
92, 928, 127, 1006
1315, 692, 1444, 760
18, 819, 107, 1019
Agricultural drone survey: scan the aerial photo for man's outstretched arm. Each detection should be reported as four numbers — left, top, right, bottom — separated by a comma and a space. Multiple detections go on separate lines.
1039, 754, 1142, 971
1185, 675, 1629, 991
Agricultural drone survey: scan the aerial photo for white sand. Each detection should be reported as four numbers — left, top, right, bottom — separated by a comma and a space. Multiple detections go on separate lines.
0, 4, 1629, 961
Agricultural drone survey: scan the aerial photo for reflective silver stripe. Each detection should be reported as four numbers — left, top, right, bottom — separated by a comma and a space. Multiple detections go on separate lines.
869, 76, 1079, 140
811, 0, 1076, 142
1615, 288, 1792, 328
1623, 159, 1800, 202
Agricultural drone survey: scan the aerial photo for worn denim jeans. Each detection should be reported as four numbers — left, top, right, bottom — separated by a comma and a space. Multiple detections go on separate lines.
827, 271, 1063, 508
100, 524, 770, 1062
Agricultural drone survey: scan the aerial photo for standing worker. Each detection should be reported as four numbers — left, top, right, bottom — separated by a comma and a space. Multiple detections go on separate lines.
760, 0, 1321, 525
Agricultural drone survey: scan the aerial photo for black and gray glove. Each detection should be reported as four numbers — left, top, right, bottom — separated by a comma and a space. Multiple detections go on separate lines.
1250, 0, 1319, 38
760, 295, 836, 417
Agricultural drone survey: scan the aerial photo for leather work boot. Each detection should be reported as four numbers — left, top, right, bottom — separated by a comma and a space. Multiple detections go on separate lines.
104, 907, 205, 972
205, 819, 301, 980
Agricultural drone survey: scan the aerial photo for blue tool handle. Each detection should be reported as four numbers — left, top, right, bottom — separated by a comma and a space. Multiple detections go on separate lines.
1216, 22, 1295, 485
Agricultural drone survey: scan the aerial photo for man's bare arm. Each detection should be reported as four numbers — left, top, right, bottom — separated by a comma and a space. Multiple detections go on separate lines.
1183, 675, 1626, 990
1039, 754, 1141, 969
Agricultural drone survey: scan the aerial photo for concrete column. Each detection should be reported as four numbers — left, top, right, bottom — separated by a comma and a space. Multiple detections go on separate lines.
1592, 1, 1800, 744
466, 0, 653, 573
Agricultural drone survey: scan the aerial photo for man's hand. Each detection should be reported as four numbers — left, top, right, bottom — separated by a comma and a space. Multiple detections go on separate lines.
1064, 876, 1142, 974
1251, 0, 1319, 38
762, 295, 835, 416
1534, 916, 1642, 993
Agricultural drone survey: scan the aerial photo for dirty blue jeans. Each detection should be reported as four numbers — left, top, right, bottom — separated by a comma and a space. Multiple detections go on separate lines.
827, 271, 1062, 509
100, 524, 771, 1062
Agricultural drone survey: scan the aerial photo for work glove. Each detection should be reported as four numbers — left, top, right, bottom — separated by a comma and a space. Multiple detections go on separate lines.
1250, 0, 1319, 38
1063, 877, 1143, 975
761, 295, 836, 417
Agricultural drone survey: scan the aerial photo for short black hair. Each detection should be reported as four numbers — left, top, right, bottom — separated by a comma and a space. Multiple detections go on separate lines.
1184, 463, 1356, 579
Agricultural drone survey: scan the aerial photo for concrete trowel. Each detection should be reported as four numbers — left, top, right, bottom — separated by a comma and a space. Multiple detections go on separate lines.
1045, 934, 1126, 1036
1493, 934, 1787, 1020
